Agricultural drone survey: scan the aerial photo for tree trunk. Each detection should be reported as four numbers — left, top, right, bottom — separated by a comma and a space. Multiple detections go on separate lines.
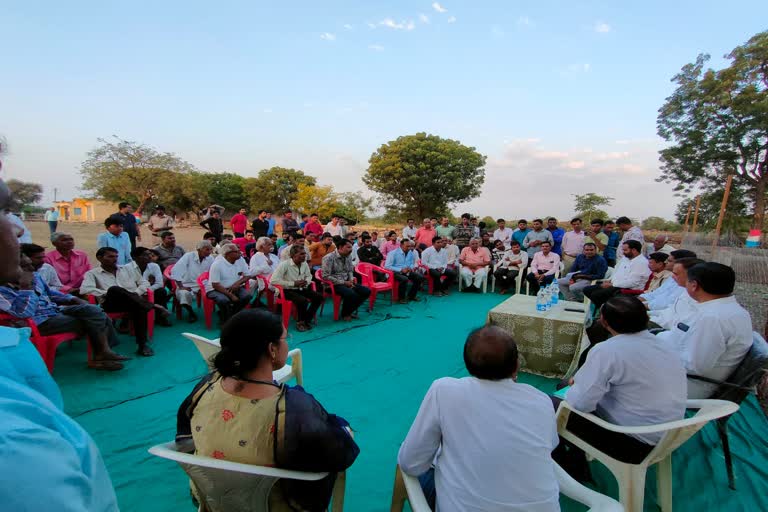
753, 176, 767, 233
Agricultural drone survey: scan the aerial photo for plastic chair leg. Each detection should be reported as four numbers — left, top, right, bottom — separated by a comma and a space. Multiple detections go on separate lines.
656, 455, 673, 512
147, 310, 154, 340
331, 470, 346, 512
281, 302, 292, 329
369, 290, 377, 311
717, 417, 736, 490
615, 465, 648, 512
333, 297, 341, 321
390, 466, 407, 512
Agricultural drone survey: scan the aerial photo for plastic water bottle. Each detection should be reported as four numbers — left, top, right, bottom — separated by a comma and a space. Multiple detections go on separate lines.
536, 290, 545, 312
543, 288, 552, 311
550, 282, 559, 305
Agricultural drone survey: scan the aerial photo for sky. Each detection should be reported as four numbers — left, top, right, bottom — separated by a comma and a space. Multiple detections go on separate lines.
2, 1, 767, 220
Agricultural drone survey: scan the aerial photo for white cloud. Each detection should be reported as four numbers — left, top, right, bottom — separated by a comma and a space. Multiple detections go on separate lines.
491, 25, 505, 39
594, 22, 611, 33
432, 2, 447, 13
419, 13, 430, 24
380, 18, 415, 30
566, 63, 591, 73
366, 22, 376, 29
320, 32, 336, 41
517, 16, 533, 27
447, 16, 457, 23
343, 24, 353, 30
263, 108, 273, 114
368, 44, 385, 51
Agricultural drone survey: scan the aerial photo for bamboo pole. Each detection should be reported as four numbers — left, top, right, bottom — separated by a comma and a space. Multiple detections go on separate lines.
691, 195, 702, 233
712, 174, 734, 250
682, 203, 693, 233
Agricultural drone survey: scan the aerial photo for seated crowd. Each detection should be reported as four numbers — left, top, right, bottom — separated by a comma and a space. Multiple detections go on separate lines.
0, 184, 759, 511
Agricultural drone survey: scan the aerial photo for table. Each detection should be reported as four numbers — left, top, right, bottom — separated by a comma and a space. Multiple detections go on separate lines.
487, 294, 586, 378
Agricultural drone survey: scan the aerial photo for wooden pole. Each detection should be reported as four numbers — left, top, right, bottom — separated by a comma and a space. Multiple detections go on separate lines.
691, 195, 702, 233
682, 203, 693, 233
712, 174, 734, 250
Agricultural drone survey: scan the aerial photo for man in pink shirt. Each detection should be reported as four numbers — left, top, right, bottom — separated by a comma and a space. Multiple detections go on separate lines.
414, 218, 436, 251
44, 232, 92, 296
459, 238, 491, 291
380, 231, 400, 259
303, 213, 324, 238
526, 241, 561, 295
229, 208, 249, 237
232, 231, 255, 256
560, 217, 586, 273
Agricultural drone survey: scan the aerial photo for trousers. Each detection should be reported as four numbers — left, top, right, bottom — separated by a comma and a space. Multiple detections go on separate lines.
428, 268, 456, 292
101, 286, 153, 345
282, 288, 323, 323
525, 270, 555, 295
176, 285, 200, 306
393, 271, 424, 300
557, 276, 592, 302
460, 266, 488, 288
37, 304, 120, 351
333, 284, 371, 317
493, 267, 519, 290
206, 287, 251, 323
582, 284, 622, 308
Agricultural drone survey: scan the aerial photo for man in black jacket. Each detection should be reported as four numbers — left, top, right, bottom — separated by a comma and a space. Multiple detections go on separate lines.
199, 209, 224, 243
251, 209, 270, 238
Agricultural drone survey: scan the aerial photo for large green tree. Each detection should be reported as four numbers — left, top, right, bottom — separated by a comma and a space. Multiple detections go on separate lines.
674, 187, 751, 234
363, 133, 486, 219
657, 31, 768, 230
291, 184, 340, 220
206, 172, 247, 212
334, 192, 374, 225
6, 179, 43, 211
79, 137, 196, 213
572, 192, 613, 221
244, 167, 316, 213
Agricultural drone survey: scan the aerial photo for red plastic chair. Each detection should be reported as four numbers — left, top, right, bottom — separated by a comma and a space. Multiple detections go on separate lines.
0, 312, 84, 373
315, 269, 342, 321
355, 262, 396, 310
164, 264, 182, 320
256, 275, 276, 309
88, 289, 155, 340
197, 271, 215, 330
620, 274, 654, 296
270, 280, 318, 330
418, 262, 447, 295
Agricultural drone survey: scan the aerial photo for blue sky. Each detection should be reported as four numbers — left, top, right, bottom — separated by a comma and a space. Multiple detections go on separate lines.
2, 1, 767, 219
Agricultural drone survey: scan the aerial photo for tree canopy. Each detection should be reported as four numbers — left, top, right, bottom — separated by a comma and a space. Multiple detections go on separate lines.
363, 133, 486, 219
291, 184, 340, 220
334, 192, 374, 225
6, 179, 43, 211
674, 188, 751, 234
244, 167, 316, 213
572, 193, 613, 221
657, 30, 768, 230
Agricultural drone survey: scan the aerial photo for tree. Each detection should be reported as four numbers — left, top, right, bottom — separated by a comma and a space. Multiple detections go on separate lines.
206, 172, 247, 213
657, 31, 768, 230
572, 193, 613, 221
291, 184, 340, 220
79, 137, 196, 213
244, 167, 316, 213
6, 179, 43, 211
480, 216, 497, 231
674, 187, 751, 234
334, 192, 374, 225
363, 133, 486, 219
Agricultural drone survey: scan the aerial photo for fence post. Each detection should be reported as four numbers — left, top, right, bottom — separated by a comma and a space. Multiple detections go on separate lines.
711, 174, 734, 253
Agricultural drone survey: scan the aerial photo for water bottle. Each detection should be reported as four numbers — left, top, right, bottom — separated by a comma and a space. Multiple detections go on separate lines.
550, 282, 559, 305
543, 288, 552, 311
536, 290, 545, 312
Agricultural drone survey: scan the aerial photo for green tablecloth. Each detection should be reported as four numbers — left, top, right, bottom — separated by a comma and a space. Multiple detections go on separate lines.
487, 295, 585, 378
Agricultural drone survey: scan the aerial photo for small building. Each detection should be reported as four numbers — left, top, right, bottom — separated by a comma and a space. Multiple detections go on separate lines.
54, 198, 120, 222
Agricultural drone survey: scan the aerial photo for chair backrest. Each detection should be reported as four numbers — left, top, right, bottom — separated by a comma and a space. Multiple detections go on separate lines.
197, 271, 210, 291
183, 332, 221, 364
604, 266, 614, 280
149, 441, 327, 512
354, 263, 374, 285
712, 332, 768, 404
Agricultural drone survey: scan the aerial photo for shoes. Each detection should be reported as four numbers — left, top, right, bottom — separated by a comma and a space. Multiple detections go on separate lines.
137, 344, 155, 357
398, 299, 409, 305
296, 321, 309, 332
409, 296, 421, 302
187, 311, 198, 323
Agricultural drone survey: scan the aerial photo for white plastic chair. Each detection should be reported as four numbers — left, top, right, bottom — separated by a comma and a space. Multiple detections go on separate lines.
181, 332, 303, 386
390, 462, 623, 511
524, 262, 564, 295
490, 261, 524, 295
457, 266, 489, 293
149, 440, 346, 512
556, 399, 739, 512
582, 266, 614, 322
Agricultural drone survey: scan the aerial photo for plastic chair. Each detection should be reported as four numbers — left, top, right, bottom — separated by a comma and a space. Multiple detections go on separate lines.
197, 272, 215, 330
457, 265, 490, 293
0, 312, 84, 373
356, 262, 395, 309
88, 290, 154, 340
556, 399, 739, 512
181, 332, 303, 385
148, 439, 345, 512
390, 462, 623, 512
523, 262, 563, 295
490, 261, 524, 294
315, 269, 341, 321
687, 331, 768, 489
270, 281, 318, 331
163, 264, 184, 320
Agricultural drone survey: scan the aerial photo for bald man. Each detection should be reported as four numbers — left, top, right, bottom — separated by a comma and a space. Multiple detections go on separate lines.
398, 326, 559, 511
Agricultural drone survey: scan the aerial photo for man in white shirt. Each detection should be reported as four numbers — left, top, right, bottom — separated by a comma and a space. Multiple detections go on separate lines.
616, 216, 644, 260
248, 236, 280, 293
80, 247, 160, 356
420, 236, 457, 296
21, 243, 63, 290
444, 238, 460, 269
639, 249, 697, 310
325, 215, 343, 237
663, 262, 753, 398
171, 241, 214, 322
644, 234, 675, 257
650, 257, 704, 332
271, 245, 322, 332
205, 243, 254, 323
493, 240, 528, 294
554, 296, 687, 479
583, 240, 650, 308
560, 218, 586, 273
399, 326, 560, 511
402, 218, 417, 242
493, 218, 514, 249
123, 247, 172, 326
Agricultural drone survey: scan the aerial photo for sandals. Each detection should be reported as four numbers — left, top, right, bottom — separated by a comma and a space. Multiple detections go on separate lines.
88, 360, 124, 371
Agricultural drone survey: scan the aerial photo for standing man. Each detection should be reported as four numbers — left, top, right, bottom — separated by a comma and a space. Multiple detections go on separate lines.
560, 217, 586, 273
583, 240, 650, 308
266, 211, 276, 236
436, 217, 454, 240
325, 215, 343, 237
616, 216, 644, 260
171, 241, 214, 322
414, 218, 436, 251
321, 239, 371, 321
421, 237, 457, 296
115, 202, 141, 250
96, 216, 132, 266
45, 232, 91, 295
451, 214, 475, 251
281, 209, 300, 237
44, 207, 59, 235
385, 239, 424, 304
522, 219, 554, 260
147, 206, 174, 237
546, 217, 565, 256
584, 219, 609, 257
199, 209, 224, 243
271, 245, 323, 331
251, 210, 270, 238
602, 220, 621, 267
511, 219, 531, 249
152, 231, 185, 270
229, 208, 249, 238
557, 243, 607, 302
402, 218, 417, 242
525, 241, 560, 295
304, 213, 324, 238
459, 238, 492, 292
493, 219, 514, 249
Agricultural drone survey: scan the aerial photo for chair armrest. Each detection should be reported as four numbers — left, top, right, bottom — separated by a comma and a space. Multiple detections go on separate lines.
687, 373, 763, 392
0, 314, 44, 338
398, 467, 432, 512
554, 462, 623, 511
146, 289, 154, 302
620, 289, 644, 295
87, 295, 97, 304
